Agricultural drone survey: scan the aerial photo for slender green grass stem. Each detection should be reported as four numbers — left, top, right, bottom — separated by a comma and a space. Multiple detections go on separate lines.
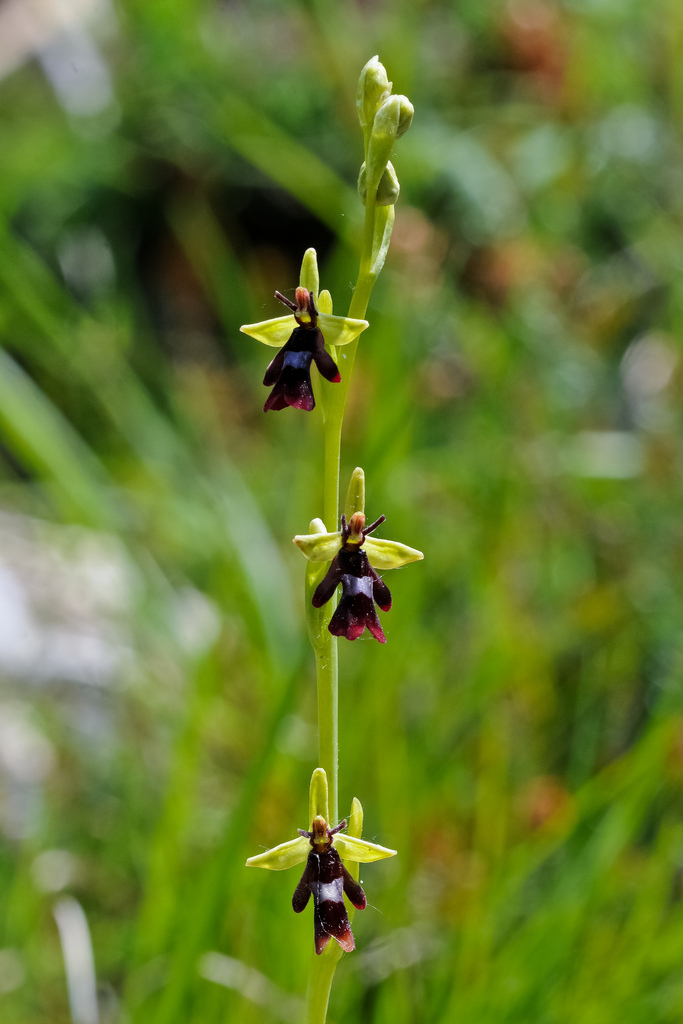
303, 194, 380, 1024
322, 416, 342, 538
314, 643, 338, 825
304, 946, 343, 1024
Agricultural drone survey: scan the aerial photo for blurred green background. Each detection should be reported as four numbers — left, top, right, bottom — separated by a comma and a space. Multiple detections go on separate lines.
2, 0, 683, 1021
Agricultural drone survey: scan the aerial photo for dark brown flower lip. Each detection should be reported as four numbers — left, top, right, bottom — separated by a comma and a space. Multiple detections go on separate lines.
291, 814, 366, 955
311, 515, 393, 643
263, 288, 340, 411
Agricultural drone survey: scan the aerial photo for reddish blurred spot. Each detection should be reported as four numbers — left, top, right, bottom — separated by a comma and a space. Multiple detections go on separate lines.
461, 240, 543, 308
501, 1, 567, 101
390, 206, 448, 296
519, 775, 574, 832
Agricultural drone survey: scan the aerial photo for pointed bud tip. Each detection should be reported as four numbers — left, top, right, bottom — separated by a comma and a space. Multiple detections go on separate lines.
299, 249, 319, 300
344, 467, 366, 520
348, 797, 364, 841
394, 95, 414, 138
309, 767, 329, 827
357, 55, 392, 129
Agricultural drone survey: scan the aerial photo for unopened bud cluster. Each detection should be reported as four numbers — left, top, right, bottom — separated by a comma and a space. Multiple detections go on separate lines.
356, 56, 414, 207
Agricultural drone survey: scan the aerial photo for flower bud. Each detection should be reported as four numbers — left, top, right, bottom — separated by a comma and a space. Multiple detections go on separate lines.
357, 160, 400, 206
356, 55, 391, 130
394, 94, 414, 139
366, 95, 413, 194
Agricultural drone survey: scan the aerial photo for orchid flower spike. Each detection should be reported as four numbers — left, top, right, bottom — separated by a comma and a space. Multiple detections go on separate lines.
240, 248, 369, 412
293, 468, 423, 643
246, 768, 396, 955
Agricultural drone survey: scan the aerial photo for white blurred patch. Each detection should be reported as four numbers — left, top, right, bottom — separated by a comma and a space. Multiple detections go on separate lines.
0, 565, 39, 678
53, 897, 99, 1024
0, 702, 56, 837
512, 123, 572, 192
0, 510, 222, 699
621, 334, 677, 399
0, 703, 55, 782
565, 431, 643, 479
172, 586, 222, 657
0, 949, 25, 994
0, 512, 221, 833
350, 927, 441, 984
199, 952, 302, 1023
57, 228, 116, 299
32, 849, 81, 893
38, 24, 113, 117
0, 0, 114, 79
591, 105, 663, 169
0, 513, 138, 687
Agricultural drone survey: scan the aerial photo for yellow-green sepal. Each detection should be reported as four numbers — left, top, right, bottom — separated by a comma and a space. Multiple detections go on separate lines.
317, 312, 368, 347
309, 768, 329, 828
344, 797, 364, 920
364, 536, 424, 570
299, 247, 319, 300
293, 530, 342, 563
345, 797, 364, 887
240, 311, 367, 349
335, 834, 397, 863
345, 467, 366, 520
245, 835, 309, 870
318, 289, 333, 315
240, 314, 296, 348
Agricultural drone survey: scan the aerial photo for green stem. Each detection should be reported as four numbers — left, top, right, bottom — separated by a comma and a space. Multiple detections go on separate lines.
304, 947, 343, 1024
322, 415, 342, 539
303, 194, 381, 1024
314, 642, 338, 825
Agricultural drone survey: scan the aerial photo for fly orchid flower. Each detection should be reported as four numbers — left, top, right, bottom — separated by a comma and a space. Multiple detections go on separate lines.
246, 769, 395, 955
294, 502, 423, 643
240, 249, 369, 412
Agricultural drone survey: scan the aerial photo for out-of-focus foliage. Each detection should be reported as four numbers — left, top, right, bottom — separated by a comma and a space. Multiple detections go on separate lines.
1, 0, 683, 1022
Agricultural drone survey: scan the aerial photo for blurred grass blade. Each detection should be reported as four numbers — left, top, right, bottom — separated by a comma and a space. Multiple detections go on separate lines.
214, 92, 356, 236
0, 347, 115, 527
53, 897, 99, 1024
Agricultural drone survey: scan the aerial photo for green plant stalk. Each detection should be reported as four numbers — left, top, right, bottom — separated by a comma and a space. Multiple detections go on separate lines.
304, 185, 381, 1024
304, 944, 344, 1024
